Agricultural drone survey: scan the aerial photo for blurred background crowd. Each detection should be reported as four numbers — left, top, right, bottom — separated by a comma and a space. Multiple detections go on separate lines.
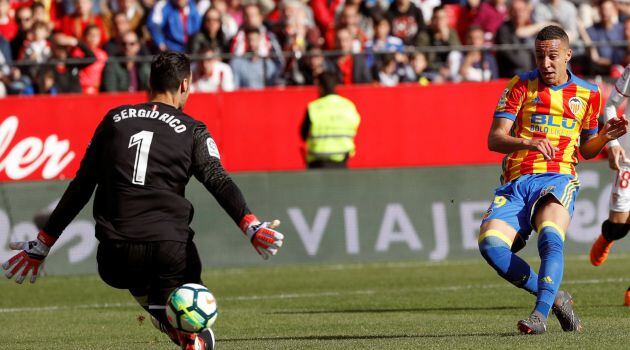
0, 0, 628, 95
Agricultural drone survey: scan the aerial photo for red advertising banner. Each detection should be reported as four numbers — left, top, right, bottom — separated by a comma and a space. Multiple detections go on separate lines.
0, 81, 518, 182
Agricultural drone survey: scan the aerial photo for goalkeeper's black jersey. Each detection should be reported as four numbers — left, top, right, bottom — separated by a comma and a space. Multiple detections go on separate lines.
43, 102, 250, 242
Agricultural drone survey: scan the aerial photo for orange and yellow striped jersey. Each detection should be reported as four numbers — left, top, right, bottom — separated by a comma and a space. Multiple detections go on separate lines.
494, 70, 601, 184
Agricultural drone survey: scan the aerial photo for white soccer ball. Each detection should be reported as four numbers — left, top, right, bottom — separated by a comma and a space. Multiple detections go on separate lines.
166, 283, 218, 333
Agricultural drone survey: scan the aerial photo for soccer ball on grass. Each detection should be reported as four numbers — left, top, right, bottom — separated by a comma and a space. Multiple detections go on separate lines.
166, 283, 218, 333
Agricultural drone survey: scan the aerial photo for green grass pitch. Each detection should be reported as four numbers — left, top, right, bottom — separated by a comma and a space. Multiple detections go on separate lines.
1, 255, 629, 349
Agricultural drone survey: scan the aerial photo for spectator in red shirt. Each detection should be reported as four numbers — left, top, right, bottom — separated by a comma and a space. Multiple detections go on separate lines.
72, 24, 107, 94
471, 0, 508, 42
310, 0, 343, 34
331, 26, 371, 84
46, 33, 95, 93
59, 0, 108, 42
0, 0, 17, 41
457, 0, 481, 43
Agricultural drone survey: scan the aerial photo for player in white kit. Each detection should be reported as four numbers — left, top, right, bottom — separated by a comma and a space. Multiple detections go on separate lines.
590, 65, 630, 306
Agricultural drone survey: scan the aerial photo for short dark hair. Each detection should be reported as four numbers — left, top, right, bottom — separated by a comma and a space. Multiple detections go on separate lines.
243, 26, 260, 36
535, 25, 569, 45
83, 24, 100, 38
317, 72, 338, 95
149, 51, 191, 94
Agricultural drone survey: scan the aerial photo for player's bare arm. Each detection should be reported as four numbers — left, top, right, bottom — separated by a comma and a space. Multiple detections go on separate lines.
580, 116, 629, 160
488, 117, 558, 160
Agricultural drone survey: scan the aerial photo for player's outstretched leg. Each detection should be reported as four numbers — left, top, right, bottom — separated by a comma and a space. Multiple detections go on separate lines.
590, 220, 630, 266
478, 229, 538, 294
150, 315, 181, 346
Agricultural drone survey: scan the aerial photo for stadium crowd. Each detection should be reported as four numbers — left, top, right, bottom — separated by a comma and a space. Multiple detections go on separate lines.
0, 0, 628, 95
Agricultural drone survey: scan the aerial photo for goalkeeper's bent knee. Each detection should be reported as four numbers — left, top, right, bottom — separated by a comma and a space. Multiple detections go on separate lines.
602, 220, 630, 241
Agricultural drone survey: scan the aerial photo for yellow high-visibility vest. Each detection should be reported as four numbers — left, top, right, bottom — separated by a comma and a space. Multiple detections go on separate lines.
306, 94, 361, 163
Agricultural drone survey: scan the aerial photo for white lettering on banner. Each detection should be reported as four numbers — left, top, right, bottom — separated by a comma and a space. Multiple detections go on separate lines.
288, 207, 331, 256
375, 203, 422, 252
429, 202, 449, 261
344, 206, 360, 254
0, 116, 75, 180
0, 206, 96, 265
460, 201, 490, 250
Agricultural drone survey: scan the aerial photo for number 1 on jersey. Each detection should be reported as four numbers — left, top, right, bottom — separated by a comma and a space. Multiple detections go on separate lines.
129, 131, 154, 185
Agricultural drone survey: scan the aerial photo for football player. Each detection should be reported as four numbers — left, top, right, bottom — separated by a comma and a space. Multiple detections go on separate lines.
479, 25, 628, 334
2, 52, 285, 349
589, 64, 630, 306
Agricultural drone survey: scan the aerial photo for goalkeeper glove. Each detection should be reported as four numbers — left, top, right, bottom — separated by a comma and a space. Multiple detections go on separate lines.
2, 231, 56, 284
240, 214, 284, 260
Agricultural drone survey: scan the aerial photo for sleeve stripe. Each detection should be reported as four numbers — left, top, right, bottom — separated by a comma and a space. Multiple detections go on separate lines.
581, 128, 598, 136
494, 112, 516, 120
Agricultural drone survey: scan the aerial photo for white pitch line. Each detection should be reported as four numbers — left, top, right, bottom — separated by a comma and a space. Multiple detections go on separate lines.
1, 277, 628, 314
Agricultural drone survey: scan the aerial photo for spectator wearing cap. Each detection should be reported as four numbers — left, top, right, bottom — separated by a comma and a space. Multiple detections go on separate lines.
101, 30, 150, 92
230, 26, 279, 89
494, 0, 536, 78
59, 0, 108, 43
192, 44, 235, 92
386, 0, 426, 45
189, 7, 230, 54
586, 0, 625, 75
148, 0, 202, 52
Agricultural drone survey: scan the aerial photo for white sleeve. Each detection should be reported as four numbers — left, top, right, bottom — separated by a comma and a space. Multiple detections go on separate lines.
605, 89, 624, 148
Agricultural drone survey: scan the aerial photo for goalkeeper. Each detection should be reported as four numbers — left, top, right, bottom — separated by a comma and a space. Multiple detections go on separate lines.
590, 65, 630, 306
1, 52, 284, 350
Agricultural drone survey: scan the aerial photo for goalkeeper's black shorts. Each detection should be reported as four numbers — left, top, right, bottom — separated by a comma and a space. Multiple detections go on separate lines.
96, 238, 202, 305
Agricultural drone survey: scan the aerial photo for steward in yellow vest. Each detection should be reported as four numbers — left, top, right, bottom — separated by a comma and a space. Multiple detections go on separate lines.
300, 72, 361, 169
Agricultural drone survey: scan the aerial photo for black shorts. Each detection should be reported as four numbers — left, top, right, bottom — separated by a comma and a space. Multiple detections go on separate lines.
96, 239, 202, 306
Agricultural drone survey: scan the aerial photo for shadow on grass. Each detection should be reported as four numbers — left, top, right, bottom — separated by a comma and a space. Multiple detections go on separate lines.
270, 305, 524, 315
220, 332, 519, 342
